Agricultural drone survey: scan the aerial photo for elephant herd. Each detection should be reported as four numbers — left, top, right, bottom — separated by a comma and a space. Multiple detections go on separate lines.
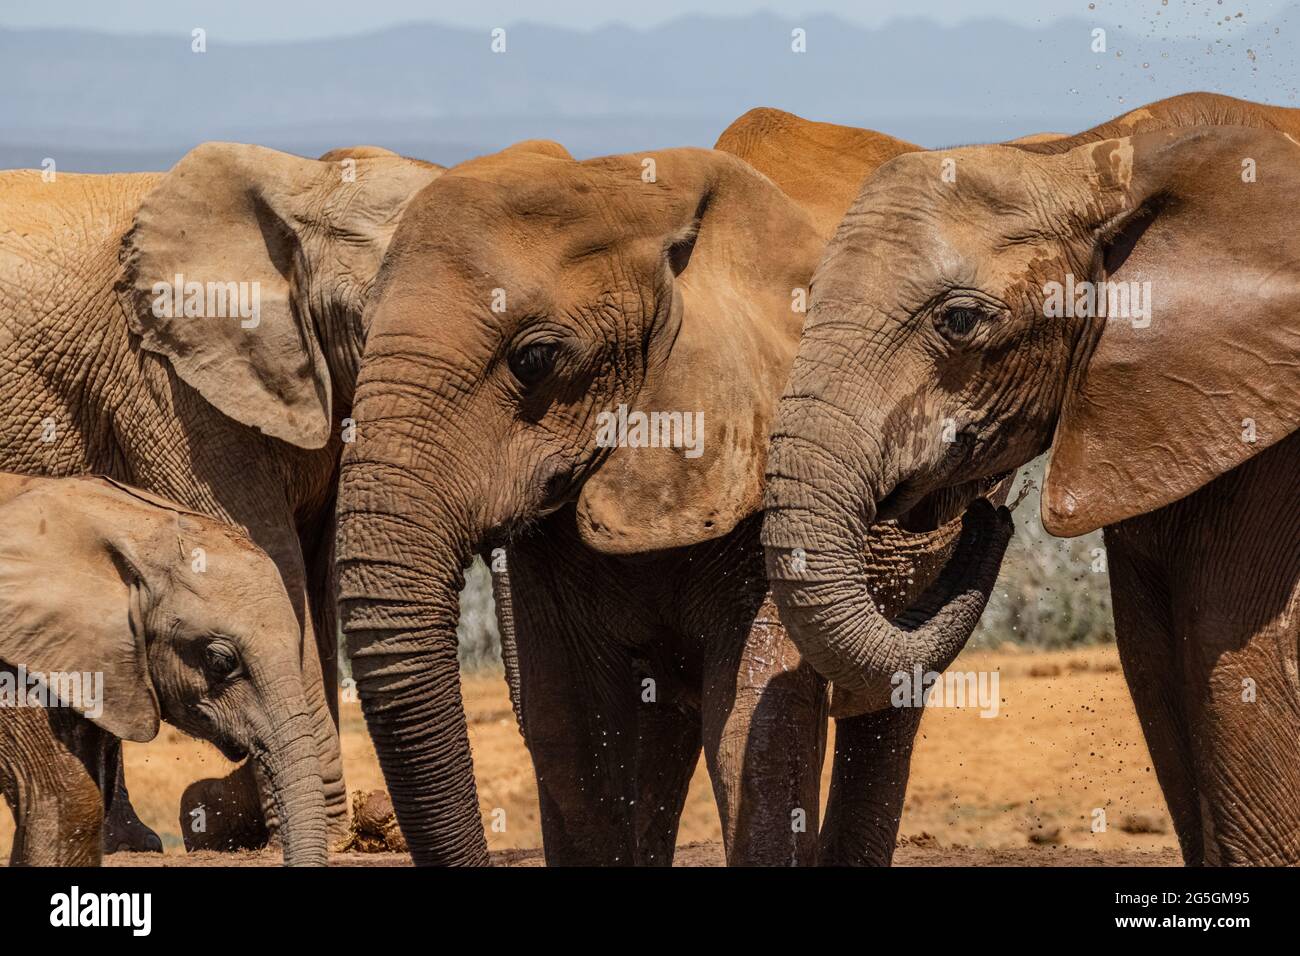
0, 91, 1296, 867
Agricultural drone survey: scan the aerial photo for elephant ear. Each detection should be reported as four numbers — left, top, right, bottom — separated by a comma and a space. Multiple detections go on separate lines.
117, 143, 441, 449
0, 482, 160, 742
1042, 128, 1300, 536
576, 149, 826, 553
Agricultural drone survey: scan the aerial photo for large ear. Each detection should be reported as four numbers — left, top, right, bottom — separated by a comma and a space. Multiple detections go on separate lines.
0, 482, 160, 741
1042, 128, 1300, 535
576, 149, 826, 554
116, 143, 441, 448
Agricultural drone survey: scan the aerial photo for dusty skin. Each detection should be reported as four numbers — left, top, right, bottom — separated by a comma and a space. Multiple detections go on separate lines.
0, 645, 1181, 866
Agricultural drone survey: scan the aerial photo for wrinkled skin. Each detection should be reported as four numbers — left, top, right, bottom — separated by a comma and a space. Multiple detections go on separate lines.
0, 146, 442, 850
335, 120, 1009, 865
763, 93, 1300, 865
0, 474, 327, 866
716, 108, 1020, 863
337, 141, 834, 865
492, 514, 828, 865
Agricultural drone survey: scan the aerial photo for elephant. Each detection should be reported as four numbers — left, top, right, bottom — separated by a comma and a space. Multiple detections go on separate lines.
0, 144, 443, 850
0, 473, 327, 866
760, 92, 1300, 865
332, 125, 1004, 865
714, 109, 1019, 861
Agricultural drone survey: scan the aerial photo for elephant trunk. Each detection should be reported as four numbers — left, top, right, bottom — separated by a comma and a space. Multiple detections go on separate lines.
761, 390, 1014, 713
251, 694, 328, 867
336, 454, 490, 866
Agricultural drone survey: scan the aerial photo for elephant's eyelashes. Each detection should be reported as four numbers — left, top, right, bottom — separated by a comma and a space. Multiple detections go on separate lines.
509, 342, 561, 388
938, 306, 984, 340
204, 641, 241, 680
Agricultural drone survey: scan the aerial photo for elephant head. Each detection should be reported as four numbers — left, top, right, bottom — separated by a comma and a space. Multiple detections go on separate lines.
334, 142, 826, 864
0, 475, 329, 865
762, 120, 1300, 708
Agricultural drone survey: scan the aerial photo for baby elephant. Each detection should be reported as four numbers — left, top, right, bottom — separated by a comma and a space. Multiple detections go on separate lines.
0, 473, 326, 865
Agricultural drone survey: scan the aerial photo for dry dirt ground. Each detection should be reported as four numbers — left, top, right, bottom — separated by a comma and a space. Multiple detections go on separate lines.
1, 645, 1183, 866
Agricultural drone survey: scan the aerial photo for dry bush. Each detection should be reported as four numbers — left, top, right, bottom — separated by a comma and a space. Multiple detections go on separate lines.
971, 458, 1115, 650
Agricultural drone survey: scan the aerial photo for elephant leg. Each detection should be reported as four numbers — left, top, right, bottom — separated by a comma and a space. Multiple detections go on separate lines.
818, 705, 924, 866
518, 622, 700, 865
1109, 433, 1300, 865
629, 643, 703, 865
1166, 441, 1299, 865
519, 627, 635, 864
1171, 565, 1300, 864
1104, 529, 1204, 864
101, 741, 163, 854
702, 594, 828, 866
303, 499, 340, 729
6, 709, 106, 866
507, 527, 702, 865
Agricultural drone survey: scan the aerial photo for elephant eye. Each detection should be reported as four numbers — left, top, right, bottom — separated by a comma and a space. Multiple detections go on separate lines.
938, 305, 984, 340
509, 342, 560, 388
204, 642, 241, 680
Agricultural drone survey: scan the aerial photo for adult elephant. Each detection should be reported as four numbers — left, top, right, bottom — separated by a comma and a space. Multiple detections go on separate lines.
333, 126, 1013, 865
715, 109, 1017, 862
761, 93, 1300, 865
0, 144, 443, 849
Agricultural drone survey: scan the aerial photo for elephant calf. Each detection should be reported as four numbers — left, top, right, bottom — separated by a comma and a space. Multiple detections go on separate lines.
0, 473, 327, 866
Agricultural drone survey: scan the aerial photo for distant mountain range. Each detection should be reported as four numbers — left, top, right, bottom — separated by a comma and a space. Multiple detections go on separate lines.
2, 9, 1296, 171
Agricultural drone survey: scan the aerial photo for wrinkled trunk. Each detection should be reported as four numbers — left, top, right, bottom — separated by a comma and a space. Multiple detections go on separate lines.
336, 460, 489, 866
762, 394, 1014, 713
253, 706, 328, 867
252, 652, 346, 844
291, 612, 349, 840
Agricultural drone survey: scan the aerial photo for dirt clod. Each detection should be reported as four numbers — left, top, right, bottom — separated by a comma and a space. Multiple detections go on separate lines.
337, 790, 408, 853
899, 831, 940, 848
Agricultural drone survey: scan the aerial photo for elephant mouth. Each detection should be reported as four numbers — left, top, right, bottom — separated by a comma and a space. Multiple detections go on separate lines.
890, 471, 1015, 533
210, 734, 249, 763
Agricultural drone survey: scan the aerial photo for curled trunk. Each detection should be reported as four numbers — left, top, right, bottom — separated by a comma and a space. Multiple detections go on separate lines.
762, 402, 1014, 713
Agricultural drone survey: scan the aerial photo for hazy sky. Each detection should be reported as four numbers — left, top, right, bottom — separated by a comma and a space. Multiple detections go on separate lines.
1, 0, 1292, 41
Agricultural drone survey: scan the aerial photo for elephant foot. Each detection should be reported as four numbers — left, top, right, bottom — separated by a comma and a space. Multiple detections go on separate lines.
102, 774, 162, 855
179, 764, 269, 853
102, 795, 163, 854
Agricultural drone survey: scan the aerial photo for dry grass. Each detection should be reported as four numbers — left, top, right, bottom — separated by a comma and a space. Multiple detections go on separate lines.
0, 645, 1177, 859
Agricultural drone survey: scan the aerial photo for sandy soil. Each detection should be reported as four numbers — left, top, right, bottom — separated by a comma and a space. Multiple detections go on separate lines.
99, 842, 1181, 867
2, 645, 1182, 866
